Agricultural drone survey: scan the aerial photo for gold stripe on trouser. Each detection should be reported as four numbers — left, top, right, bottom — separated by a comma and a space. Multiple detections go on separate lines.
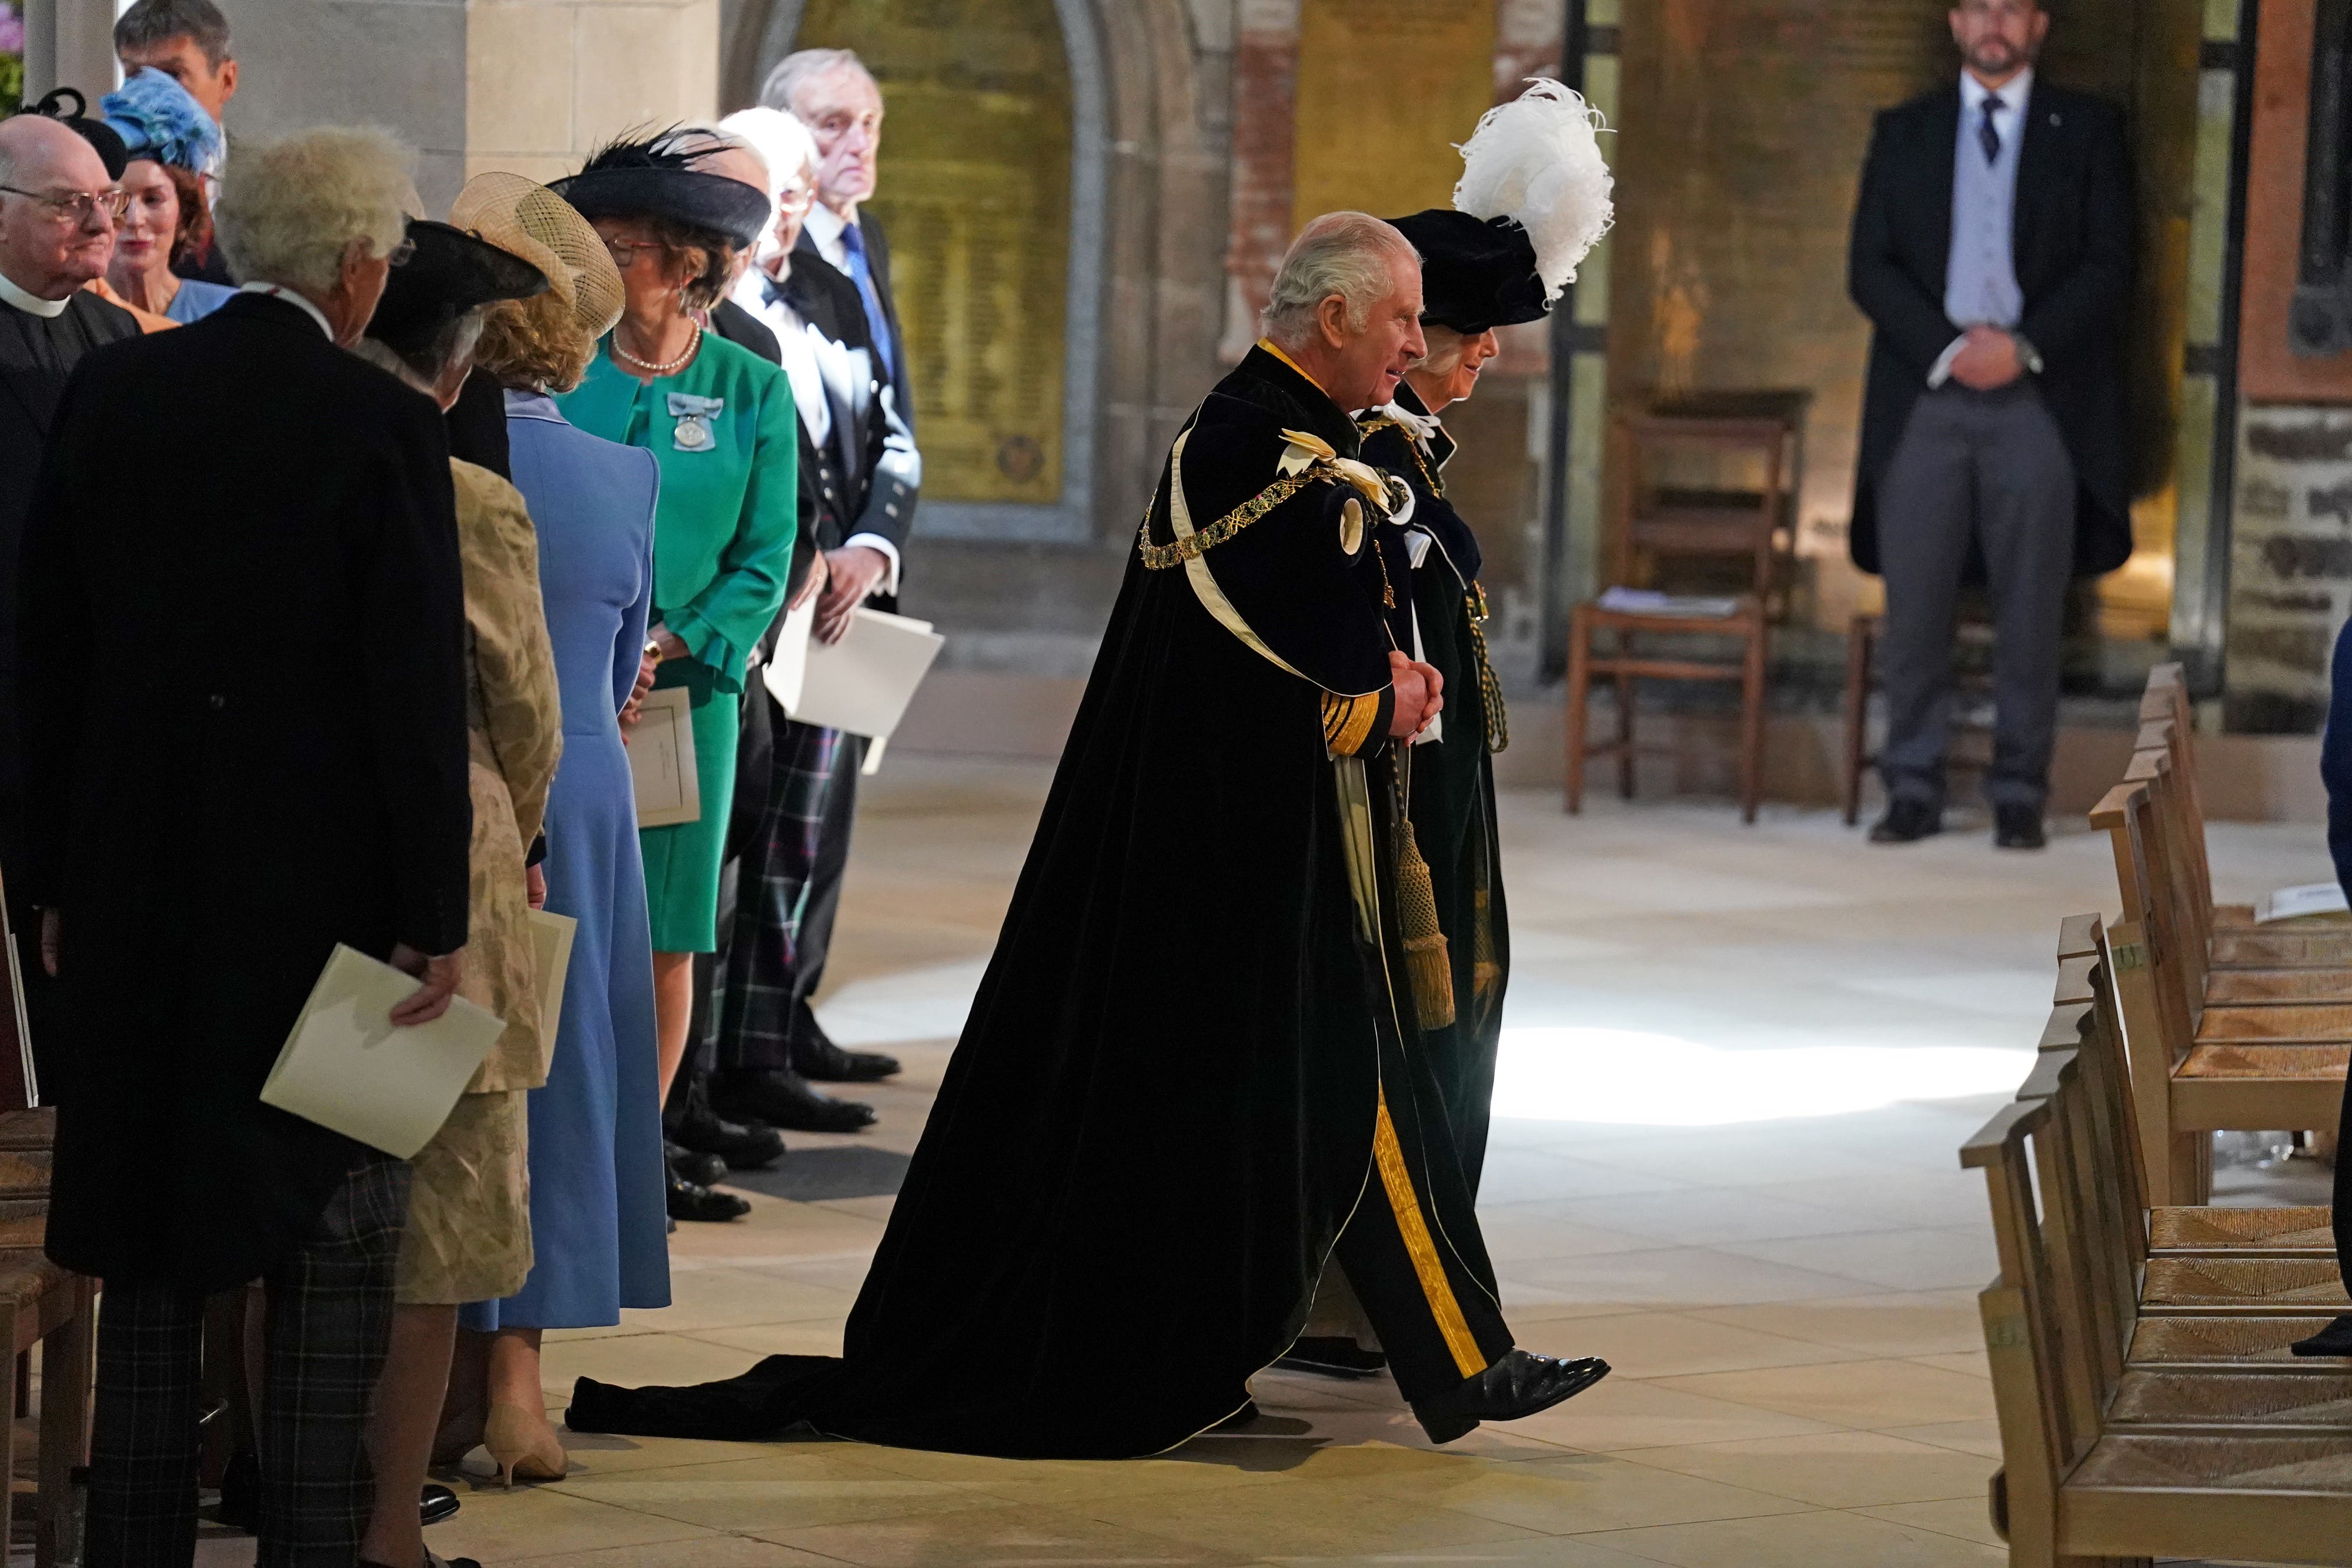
1371, 1088, 1486, 1378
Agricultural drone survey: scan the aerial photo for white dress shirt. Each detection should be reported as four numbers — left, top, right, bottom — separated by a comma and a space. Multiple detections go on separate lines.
238, 282, 334, 339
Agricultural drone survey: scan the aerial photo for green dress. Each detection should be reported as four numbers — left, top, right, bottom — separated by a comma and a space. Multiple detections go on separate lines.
558, 330, 797, 952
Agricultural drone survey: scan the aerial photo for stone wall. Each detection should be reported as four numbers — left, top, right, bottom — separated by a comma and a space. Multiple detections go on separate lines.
2226, 407, 2352, 733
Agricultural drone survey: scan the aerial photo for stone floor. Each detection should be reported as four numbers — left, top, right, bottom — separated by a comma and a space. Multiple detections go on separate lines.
408, 759, 2331, 1568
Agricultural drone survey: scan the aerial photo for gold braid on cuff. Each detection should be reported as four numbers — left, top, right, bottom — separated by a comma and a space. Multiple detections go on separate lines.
1137, 469, 1319, 570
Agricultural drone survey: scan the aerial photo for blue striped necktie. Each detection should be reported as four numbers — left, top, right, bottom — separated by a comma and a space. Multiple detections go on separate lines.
838, 222, 899, 387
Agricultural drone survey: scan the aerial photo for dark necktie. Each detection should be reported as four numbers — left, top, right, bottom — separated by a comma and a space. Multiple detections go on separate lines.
1979, 93, 2004, 163
838, 222, 899, 388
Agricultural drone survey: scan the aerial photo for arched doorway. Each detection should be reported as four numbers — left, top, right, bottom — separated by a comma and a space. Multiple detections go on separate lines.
732, 0, 1106, 543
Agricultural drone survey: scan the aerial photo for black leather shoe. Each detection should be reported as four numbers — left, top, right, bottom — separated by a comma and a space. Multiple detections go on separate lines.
2293, 1315, 2352, 1356
666, 1168, 750, 1222
793, 1034, 901, 1083
665, 1140, 727, 1187
1410, 1351, 1611, 1444
1275, 1336, 1389, 1378
670, 1106, 786, 1171
713, 1069, 877, 1132
1868, 798, 1942, 844
421, 1483, 461, 1526
1993, 803, 2047, 850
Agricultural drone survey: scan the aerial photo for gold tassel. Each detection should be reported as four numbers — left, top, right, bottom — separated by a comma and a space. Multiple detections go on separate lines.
1394, 810, 1456, 1032
1467, 585, 1509, 754
1471, 886, 1502, 1009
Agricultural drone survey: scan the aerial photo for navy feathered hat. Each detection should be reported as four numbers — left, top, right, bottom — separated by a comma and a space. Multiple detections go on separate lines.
1385, 209, 1548, 337
101, 68, 222, 173
365, 219, 549, 356
18, 88, 128, 180
550, 126, 770, 249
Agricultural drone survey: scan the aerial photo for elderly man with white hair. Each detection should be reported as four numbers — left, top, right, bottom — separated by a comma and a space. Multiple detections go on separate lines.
569, 210, 1609, 1460
19, 125, 471, 1566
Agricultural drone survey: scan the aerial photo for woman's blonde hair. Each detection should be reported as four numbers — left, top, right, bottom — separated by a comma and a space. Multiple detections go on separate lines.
476, 288, 596, 393
214, 126, 416, 295
1415, 323, 1472, 378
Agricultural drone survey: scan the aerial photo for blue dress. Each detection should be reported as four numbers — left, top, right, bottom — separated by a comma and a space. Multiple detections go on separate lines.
164, 278, 236, 323
462, 390, 670, 1330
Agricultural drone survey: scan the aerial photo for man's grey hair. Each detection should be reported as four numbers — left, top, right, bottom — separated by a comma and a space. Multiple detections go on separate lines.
213, 127, 415, 296
1261, 212, 1417, 349
759, 48, 877, 118
113, 0, 233, 67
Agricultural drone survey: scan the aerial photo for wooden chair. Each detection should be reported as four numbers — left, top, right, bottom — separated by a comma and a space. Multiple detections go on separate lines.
1565, 392, 1805, 824
1838, 609, 1999, 825
1973, 953, 2352, 1564
2090, 776, 2348, 1204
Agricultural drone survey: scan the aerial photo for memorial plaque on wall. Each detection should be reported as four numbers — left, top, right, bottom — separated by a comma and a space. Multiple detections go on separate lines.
1290, 0, 1496, 230
796, 0, 1071, 503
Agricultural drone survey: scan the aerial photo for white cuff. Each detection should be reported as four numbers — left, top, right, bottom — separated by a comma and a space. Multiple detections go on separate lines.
1926, 335, 1967, 389
841, 533, 902, 598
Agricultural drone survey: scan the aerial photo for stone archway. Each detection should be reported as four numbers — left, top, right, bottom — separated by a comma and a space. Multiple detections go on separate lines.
720, 0, 1227, 544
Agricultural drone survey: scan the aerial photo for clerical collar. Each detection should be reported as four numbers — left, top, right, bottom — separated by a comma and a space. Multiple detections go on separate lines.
0, 268, 71, 319
239, 282, 335, 340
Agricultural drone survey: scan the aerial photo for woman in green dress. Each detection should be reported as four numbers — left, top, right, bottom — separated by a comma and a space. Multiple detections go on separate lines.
552, 131, 797, 1220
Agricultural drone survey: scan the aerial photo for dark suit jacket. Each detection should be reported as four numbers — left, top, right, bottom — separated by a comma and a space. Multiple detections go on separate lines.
19, 292, 470, 1290
794, 212, 911, 436
1847, 78, 2134, 577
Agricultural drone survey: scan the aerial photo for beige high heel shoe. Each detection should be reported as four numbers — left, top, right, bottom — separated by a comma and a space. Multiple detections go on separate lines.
482, 1402, 569, 1487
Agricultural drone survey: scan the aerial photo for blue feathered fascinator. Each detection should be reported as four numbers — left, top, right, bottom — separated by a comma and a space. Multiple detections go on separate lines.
100, 68, 221, 172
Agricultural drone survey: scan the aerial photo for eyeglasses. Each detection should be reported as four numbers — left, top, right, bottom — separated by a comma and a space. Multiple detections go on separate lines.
602, 238, 666, 269
0, 185, 131, 224
386, 236, 416, 267
776, 186, 815, 215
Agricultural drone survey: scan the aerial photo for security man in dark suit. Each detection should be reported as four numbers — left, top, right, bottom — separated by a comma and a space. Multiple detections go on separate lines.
1848, 0, 2133, 850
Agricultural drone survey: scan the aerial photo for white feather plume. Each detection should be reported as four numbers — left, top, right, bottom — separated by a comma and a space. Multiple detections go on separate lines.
1451, 78, 1615, 299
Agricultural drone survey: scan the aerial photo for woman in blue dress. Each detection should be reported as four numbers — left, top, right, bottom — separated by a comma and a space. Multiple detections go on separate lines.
443, 172, 670, 1485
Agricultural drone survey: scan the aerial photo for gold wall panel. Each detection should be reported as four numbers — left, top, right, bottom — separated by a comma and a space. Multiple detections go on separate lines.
796, 0, 1071, 503
1289, 0, 1496, 232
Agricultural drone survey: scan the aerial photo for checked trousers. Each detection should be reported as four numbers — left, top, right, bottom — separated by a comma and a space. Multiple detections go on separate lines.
86, 1154, 409, 1568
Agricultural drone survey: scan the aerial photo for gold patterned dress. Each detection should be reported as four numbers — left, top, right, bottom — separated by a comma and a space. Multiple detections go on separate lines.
397, 459, 565, 1305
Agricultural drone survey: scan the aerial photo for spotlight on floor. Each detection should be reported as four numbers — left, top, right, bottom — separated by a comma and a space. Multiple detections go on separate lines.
1493, 1027, 2030, 1126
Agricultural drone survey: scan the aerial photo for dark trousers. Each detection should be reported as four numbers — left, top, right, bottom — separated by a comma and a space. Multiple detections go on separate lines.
86, 1155, 407, 1568
1875, 381, 2077, 812
781, 727, 866, 1064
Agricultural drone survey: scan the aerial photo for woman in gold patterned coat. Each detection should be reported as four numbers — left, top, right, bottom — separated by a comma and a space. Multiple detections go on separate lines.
348, 218, 562, 1568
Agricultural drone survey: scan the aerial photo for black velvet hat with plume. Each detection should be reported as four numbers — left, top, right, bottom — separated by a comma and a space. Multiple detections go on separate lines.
550, 126, 771, 249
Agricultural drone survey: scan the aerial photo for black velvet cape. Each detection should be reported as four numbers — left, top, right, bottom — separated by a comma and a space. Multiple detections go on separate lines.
569, 346, 1438, 1459
1359, 383, 1511, 1193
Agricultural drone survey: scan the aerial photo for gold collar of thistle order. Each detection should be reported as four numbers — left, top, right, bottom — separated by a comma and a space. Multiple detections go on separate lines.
1137, 427, 1394, 571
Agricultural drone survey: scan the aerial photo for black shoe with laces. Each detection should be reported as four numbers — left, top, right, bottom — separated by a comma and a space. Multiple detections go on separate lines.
664, 1140, 726, 1187
789, 1004, 900, 1082
713, 1068, 877, 1132
666, 1167, 750, 1222
670, 1103, 786, 1171
1993, 802, 2047, 850
1868, 798, 1942, 844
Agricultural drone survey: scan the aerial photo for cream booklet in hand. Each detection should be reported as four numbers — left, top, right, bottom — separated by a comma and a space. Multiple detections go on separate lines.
262, 945, 506, 1159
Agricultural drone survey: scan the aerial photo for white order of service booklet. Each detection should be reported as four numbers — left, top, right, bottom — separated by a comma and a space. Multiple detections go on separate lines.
763, 605, 944, 750
262, 945, 505, 1159
629, 684, 701, 828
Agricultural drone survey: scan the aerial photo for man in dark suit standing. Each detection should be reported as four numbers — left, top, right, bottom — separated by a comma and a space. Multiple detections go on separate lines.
19, 126, 469, 1564
1848, 0, 2133, 849
0, 113, 139, 1076
748, 51, 918, 1094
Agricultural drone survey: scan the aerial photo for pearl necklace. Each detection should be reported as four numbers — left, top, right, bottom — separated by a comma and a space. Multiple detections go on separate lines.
613, 318, 702, 376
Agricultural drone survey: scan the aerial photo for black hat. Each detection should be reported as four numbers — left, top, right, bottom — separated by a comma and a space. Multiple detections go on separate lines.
366, 219, 549, 356
550, 127, 771, 249
18, 88, 129, 180
1386, 209, 1548, 337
